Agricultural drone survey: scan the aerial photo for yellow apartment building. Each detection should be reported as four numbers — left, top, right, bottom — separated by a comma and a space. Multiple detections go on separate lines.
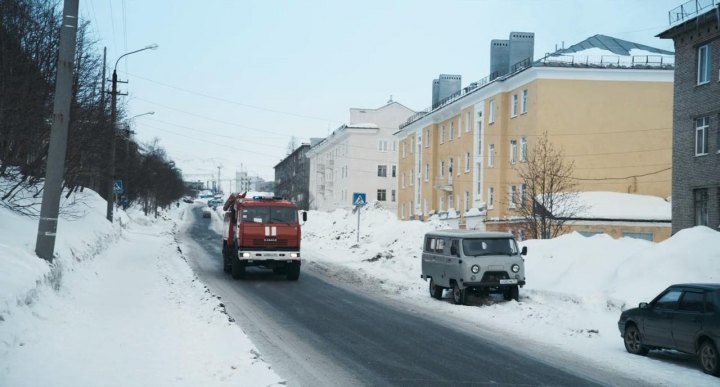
395, 35, 674, 241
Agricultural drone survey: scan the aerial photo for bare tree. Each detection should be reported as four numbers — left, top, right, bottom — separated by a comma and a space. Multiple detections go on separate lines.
286, 136, 298, 156
516, 132, 584, 239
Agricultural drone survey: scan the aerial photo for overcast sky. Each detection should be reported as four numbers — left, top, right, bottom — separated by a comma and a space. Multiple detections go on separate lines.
79, 0, 681, 187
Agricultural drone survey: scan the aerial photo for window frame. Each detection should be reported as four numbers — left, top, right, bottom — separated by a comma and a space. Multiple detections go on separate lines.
698, 44, 711, 85
521, 89, 528, 114
489, 99, 496, 124
377, 165, 387, 177
510, 139, 517, 164
511, 94, 518, 117
694, 188, 709, 226
488, 186, 494, 209
520, 136, 528, 162
377, 189, 387, 202
488, 144, 495, 167
696, 117, 710, 156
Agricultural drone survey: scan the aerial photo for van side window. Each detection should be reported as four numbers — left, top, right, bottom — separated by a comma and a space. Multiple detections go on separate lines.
436, 238, 445, 253
451, 239, 459, 255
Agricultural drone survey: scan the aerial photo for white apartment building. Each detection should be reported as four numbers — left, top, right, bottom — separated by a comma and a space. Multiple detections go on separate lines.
307, 101, 414, 212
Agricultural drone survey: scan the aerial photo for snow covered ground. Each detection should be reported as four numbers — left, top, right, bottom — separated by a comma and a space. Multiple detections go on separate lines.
301, 204, 720, 386
0, 190, 282, 387
4, 189, 720, 386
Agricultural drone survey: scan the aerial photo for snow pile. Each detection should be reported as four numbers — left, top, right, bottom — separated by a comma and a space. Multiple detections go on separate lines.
572, 191, 671, 220
0, 187, 281, 386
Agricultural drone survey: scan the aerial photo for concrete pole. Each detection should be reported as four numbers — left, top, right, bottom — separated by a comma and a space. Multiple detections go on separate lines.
106, 69, 117, 222
36, 0, 80, 261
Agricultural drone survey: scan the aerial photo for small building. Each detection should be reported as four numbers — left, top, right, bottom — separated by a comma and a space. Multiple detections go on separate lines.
658, 1, 720, 234
535, 191, 671, 242
274, 143, 311, 210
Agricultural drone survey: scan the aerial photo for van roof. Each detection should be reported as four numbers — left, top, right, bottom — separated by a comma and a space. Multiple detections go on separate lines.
424, 229, 514, 239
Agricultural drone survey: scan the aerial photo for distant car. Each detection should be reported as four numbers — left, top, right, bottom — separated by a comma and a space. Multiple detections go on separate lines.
208, 198, 223, 208
183, 197, 194, 204
618, 284, 720, 376
202, 208, 212, 218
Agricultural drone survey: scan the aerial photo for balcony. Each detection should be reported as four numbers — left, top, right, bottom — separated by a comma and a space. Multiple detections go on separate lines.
434, 175, 453, 192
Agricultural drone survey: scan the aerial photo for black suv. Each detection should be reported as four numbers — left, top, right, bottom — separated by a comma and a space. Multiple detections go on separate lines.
618, 284, 720, 376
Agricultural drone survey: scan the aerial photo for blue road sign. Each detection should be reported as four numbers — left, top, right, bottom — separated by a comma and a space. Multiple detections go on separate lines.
114, 180, 124, 194
352, 192, 366, 207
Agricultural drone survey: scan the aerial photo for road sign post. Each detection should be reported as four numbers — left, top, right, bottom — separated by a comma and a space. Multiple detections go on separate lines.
352, 193, 366, 243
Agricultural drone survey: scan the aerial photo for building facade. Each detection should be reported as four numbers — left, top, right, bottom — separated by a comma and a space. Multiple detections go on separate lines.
396, 34, 674, 241
659, 2, 720, 234
307, 101, 415, 212
274, 143, 311, 210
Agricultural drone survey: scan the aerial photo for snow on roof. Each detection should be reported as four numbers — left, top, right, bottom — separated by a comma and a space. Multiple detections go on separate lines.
346, 123, 379, 129
572, 191, 671, 221
554, 34, 674, 56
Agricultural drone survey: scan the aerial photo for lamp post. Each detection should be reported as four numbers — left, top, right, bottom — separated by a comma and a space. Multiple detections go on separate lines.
107, 44, 158, 222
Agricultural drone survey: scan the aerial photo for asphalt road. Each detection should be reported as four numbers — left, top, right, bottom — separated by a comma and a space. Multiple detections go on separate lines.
179, 206, 608, 386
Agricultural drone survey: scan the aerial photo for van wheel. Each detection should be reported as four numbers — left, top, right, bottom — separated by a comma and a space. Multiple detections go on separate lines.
503, 285, 519, 301
429, 278, 443, 299
452, 282, 468, 305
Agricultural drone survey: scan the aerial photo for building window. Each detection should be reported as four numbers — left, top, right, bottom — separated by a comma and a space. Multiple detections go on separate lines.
520, 183, 527, 208
440, 196, 445, 211
488, 187, 494, 209
378, 165, 387, 177
489, 144, 495, 167
694, 188, 709, 226
623, 232, 654, 241
448, 193, 454, 209
509, 185, 517, 208
410, 137, 415, 154
378, 140, 388, 152
409, 170, 414, 186
425, 164, 429, 181
698, 44, 711, 85
489, 99, 496, 124
510, 139, 517, 164
450, 122, 455, 140
391, 189, 396, 202
402, 173, 406, 189
466, 112, 471, 132
696, 117, 710, 155
521, 89, 528, 113
425, 129, 430, 148
465, 152, 470, 172
401, 203, 405, 219
520, 137, 527, 162
511, 94, 518, 117
440, 126, 445, 144
465, 191, 470, 211
392, 141, 397, 152
402, 142, 406, 158
448, 158, 454, 176
440, 161, 445, 177
392, 165, 396, 177
377, 189, 387, 201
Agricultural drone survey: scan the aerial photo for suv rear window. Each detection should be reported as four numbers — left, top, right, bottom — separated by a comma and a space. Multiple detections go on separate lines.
462, 238, 518, 256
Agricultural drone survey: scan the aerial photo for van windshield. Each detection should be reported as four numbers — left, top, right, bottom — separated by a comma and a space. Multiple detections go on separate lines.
242, 206, 298, 224
462, 238, 518, 256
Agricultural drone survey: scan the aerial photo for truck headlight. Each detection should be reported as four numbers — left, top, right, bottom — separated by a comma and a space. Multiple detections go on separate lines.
471, 265, 480, 274
241, 252, 250, 258
290, 253, 299, 258
511, 264, 520, 273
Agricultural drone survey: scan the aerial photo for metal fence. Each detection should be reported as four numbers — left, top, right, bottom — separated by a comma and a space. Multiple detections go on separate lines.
668, 0, 719, 25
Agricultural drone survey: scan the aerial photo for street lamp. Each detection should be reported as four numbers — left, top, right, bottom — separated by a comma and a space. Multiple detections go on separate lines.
107, 44, 158, 222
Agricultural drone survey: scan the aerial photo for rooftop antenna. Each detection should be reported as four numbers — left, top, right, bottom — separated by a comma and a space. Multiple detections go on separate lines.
387, 94, 393, 104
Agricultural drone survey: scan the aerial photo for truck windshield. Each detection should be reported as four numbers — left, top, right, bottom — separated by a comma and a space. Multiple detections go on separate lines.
462, 238, 518, 256
242, 206, 298, 224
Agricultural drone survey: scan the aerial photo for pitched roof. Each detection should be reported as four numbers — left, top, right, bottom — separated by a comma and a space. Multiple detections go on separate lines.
554, 34, 674, 56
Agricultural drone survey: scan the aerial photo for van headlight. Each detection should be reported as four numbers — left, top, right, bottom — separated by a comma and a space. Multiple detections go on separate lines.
241, 252, 251, 258
471, 265, 480, 274
511, 264, 520, 273
290, 253, 299, 258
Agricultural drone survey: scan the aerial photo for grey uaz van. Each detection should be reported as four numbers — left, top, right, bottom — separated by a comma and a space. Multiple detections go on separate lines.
421, 230, 527, 305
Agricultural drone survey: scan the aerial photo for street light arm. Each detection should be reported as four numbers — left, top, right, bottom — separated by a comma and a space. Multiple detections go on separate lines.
114, 44, 159, 70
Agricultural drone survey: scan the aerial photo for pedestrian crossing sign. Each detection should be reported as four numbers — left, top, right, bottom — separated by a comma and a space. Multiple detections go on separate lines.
352, 192, 366, 207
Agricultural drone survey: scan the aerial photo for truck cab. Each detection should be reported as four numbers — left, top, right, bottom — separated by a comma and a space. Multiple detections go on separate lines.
222, 195, 307, 280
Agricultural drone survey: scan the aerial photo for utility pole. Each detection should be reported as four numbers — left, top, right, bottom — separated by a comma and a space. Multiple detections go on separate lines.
36, 0, 79, 262
217, 165, 222, 194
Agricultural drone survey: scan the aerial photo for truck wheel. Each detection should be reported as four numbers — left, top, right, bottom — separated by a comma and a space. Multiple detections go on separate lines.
231, 260, 246, 279
222, 244, 230, 273
452, 282, 467, 305
286, 262, 300, 281
429, 278, 443, 299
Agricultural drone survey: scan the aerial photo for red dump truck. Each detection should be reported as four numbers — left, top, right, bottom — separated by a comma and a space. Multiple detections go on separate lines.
222, 194, 307, 280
